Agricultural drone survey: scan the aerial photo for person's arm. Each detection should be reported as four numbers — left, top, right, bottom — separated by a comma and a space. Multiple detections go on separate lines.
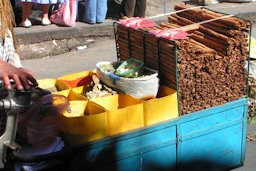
0, 59, 38, 90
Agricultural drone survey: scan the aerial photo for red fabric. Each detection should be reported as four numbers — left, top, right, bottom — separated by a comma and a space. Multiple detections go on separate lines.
149, 29, 190, 40
62, 75, 93, 88
119, 17, 156, 29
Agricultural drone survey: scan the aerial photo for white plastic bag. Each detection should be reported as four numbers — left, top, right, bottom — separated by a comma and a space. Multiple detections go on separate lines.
96, 61, 159, 99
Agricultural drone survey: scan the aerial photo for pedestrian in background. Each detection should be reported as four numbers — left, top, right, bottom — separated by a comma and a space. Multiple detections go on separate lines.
17, 0, 66, 28
83, 0, 108, 24
120, 0, 146, 19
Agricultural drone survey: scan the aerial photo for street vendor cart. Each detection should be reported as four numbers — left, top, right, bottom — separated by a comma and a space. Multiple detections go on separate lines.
0, 4, 252, 171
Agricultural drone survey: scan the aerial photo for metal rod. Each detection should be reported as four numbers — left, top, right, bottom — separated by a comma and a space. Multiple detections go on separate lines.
146, 6, 203, 20
164, 0, 166, 14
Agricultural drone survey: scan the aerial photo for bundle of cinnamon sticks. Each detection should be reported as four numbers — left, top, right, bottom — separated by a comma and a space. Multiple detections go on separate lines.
115, 4, 250, 114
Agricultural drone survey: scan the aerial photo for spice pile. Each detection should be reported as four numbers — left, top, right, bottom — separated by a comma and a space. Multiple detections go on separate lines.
82, 75, 117, 99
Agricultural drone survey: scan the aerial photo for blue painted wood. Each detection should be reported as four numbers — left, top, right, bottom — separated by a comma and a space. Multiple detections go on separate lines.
142, 145, 176, 171
180, 105, 245, 141
70, 126, 176, 169
241, 104, 248, 163
93, 155, 141, 171
179, 124, 243, 171
69, 98, 248, 171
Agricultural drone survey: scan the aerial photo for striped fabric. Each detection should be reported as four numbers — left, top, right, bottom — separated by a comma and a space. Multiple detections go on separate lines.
0, 22, 16, 135
0, 30, 15, 62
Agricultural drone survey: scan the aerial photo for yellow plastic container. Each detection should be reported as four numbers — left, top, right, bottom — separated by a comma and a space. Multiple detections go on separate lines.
85, 101, 107, 116
90, 94, 144, 136
58, 70, 93, 88
37, 79, 70, 97
63, 100, 88, 117
143, 85, 179, 126
60, 100, 107, 145
68, 86, 88, 101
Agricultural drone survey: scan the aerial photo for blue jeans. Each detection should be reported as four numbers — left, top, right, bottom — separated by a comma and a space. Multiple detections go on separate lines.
84, 0, 107, 24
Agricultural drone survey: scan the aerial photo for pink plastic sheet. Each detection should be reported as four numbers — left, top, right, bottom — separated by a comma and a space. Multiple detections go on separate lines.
119, 17, 157, 29
149, 29, 190, 40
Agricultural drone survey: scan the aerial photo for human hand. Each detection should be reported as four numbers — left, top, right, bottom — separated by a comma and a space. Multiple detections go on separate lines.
0, 60, 38, 90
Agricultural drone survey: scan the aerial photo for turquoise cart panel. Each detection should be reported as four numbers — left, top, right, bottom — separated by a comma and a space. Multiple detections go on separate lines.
69, 98, 248, 171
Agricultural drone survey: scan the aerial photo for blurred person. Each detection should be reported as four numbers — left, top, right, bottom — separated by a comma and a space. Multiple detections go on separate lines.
17, 0, 66, 27
84, 0, 108, 24
120, 0, 146, 18
1, 3, 65, 171
11, 0, 22, 24
0, 0, 38, 132
0, 0, 37, 90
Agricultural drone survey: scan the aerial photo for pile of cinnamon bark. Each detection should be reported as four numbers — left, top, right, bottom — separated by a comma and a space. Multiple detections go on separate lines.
115, 4, 251, 114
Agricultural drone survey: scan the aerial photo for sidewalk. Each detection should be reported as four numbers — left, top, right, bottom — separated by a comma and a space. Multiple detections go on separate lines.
14, 0, 256, 60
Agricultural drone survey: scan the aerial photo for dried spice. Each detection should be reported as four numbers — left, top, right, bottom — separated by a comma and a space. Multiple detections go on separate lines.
82, 75, 117, 99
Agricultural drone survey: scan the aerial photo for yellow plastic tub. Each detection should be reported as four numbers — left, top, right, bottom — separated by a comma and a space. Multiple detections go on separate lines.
143, 85, 179, 126
63, 100, 88, 117
37, 79, 70, 97
60, 100, 107, 145
90, 94, 144, 136
68, 86, 88, 101
58, 70, 93, 88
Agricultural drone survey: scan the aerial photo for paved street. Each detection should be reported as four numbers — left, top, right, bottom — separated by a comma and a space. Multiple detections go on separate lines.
22, 38, 117, 79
